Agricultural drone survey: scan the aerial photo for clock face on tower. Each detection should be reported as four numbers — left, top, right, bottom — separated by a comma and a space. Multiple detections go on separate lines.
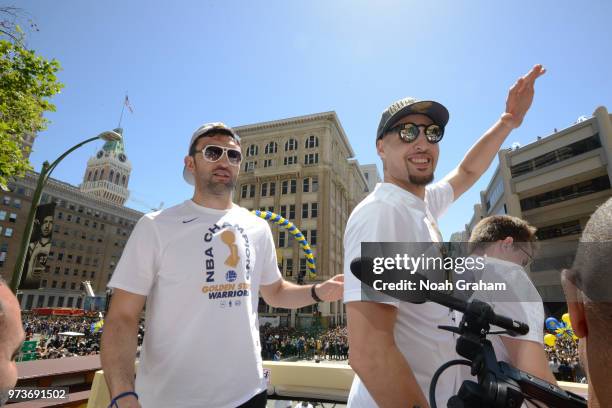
96, 151, 104, 159
118, 153, 127, 162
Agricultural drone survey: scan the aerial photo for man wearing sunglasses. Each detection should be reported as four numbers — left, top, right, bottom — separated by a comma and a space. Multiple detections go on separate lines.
344, 65, 546, 407
102, 123, 343, 408
464, 216, 556, 387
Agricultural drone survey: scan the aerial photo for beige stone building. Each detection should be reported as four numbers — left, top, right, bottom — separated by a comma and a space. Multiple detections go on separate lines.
465, 106, 612, 310
232, 112, 370, 327
0, 129, 143, 310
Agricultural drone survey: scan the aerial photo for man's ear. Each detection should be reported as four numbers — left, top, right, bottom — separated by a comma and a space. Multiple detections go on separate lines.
376, 139, 385, 160
561, 269, 588, 338
184, 155, 195, 173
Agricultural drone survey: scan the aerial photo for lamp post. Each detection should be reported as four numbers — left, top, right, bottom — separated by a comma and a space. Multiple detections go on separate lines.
9, 130, 122, 293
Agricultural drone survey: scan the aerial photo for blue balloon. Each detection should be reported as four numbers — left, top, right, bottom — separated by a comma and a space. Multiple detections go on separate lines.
545, 317, 560, 330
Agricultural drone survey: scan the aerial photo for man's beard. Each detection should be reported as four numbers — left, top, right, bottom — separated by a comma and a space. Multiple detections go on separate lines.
408, 173, 434, 186
202, 177, 236, 195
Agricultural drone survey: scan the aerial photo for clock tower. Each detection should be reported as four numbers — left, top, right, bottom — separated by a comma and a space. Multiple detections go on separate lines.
80, 128, 131, 206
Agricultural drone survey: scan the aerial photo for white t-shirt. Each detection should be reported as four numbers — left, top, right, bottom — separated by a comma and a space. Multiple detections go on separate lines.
108, 200, 281, 408
343, 181, 460, 408
464, 256, 545, 364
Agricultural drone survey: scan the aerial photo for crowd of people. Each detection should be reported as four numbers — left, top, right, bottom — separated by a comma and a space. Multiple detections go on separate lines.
544, 336, 586, 383
19, 314, 145, 361
260, 325, 349, 361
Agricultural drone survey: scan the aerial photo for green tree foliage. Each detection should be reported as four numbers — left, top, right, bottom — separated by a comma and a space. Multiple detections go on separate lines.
0, 8, 63, 190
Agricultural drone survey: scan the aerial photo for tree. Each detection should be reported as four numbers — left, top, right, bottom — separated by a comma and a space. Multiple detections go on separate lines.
0, 7, 63, 190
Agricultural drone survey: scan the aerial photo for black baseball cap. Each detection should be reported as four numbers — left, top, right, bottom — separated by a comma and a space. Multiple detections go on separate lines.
376, 97, 449, 141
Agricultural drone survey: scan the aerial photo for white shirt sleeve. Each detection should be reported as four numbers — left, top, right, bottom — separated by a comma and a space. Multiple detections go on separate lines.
108, 215, 161, 296
343, 201, 410, 306
426, 180, 454, 219
257, 223, 282, 286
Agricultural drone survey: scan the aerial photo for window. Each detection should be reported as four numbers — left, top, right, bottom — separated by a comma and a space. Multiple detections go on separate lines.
269, 182, 276, 196
511, 135, 602, 177
305, 135, 319, 149
4, 228, 13, 237
244, 161, 257, 172
76, 216, 81, 224
67, 214, 72, 222
54, 266, 60, 275
57, 253, 64, 261
280, 205, 287, 218
41, 280, 47, 288
90, 271, 95, 278
283, 156, 297, 166
264, 159, 273, 168
520, 175, 611, 211
303, 178, 310, 192
265, 142, 277, 154
285, 139, 298, 151
536, 220, 582, 240
61, 282, 67, 289
2, 196, 10, 205
304, 153, 319, 165
310, 229, 317, 246
285, 259, 293, 277
241, 185, 248, 199
279, 231, 286, 248
0, 211, 5, 220
64, 268, 70, 275
302, 203, 309, 218
299, 258, 307, 276
261, 183, 268, 197
8, 213, 16, 222
246, 145, 259, 157
70, 283, 76, 290
13, 199, 21, 208
289, 205, 295, 219
311, 202, 318, 218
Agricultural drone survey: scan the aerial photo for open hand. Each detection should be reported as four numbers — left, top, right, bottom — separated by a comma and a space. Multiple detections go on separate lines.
315, 274, 344, 302
502, 64, 546, 129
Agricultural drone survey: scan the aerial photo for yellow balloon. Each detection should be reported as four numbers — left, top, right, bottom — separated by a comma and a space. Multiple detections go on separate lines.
544, 334, 556, 347
562, 313, 571, 325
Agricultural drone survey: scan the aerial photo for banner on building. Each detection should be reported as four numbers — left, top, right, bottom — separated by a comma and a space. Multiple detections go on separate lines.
19, 203, 56, 290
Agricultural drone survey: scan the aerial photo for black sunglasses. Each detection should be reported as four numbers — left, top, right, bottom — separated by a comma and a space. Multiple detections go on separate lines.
387, 122, 444, 144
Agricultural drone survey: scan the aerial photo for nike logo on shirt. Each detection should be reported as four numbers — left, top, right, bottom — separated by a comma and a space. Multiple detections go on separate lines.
182, 217, 198, 223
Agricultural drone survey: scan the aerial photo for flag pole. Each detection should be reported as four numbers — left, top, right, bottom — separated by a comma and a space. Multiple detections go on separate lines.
118, 96, 126, 129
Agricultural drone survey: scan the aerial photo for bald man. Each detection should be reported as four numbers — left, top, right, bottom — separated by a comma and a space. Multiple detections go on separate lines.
0, 277, 25, 406
562, 197, 612, 408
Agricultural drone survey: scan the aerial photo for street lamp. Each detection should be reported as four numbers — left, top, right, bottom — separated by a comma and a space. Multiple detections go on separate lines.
9, 130, 122, 292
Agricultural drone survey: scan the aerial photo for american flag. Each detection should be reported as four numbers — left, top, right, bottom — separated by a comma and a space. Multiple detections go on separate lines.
124, 95, 134, 113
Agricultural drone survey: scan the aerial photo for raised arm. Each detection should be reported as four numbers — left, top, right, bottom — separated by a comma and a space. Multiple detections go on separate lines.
260, 275, 343, 309
101, 289, 146, 408
444, 64, 546, 199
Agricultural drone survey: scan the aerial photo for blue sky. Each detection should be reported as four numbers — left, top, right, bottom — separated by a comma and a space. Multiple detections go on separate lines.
19, 0, 612, 239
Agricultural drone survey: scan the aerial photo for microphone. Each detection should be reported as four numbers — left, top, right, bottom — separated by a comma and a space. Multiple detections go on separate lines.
349, 257, 529, 336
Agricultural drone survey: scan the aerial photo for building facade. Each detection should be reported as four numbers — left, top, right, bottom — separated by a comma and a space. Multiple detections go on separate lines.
232, 112, 370, 327
0, 129, 143, 310
465, 106, 612, 308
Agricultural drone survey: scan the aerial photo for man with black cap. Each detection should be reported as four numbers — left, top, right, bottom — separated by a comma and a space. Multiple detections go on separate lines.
344, 65, 546, 407
101, 122, 343, 408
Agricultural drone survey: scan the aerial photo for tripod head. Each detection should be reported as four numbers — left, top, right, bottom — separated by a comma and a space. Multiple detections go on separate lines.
433, 298, 587, 408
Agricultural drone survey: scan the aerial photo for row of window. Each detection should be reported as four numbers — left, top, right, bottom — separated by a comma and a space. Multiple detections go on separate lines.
245, 136, 319, 157
1, 196, 21, 208
520, 175, 611, 211
280, 257, 312, 277
0, 211, 18, 223
51, 265, 97, 278
41, 279, 86, 290
252, 203, 319, 221
511, 134, 601, 178
41, 194, 135, 228
243, 153, 319, 172
86, 168, 129, 187
240, 177, 319, 199
23, 294, 83, 310
278, 229, 317, 248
